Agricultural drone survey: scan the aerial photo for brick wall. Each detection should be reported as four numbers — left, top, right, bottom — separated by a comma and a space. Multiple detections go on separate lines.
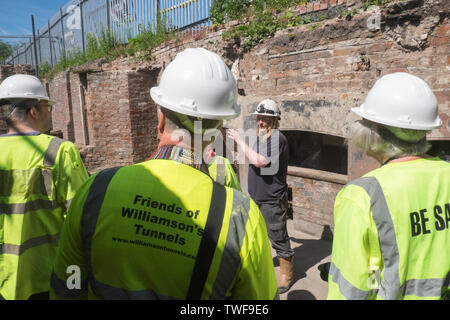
232, 0, 450, 234
48, 71, 74, 141
36, 0, 449, 235
127, 69, 160, 163
288, 173, 344, 237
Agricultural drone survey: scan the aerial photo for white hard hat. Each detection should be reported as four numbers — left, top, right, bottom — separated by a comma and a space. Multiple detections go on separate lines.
0, 74, 55, 105
253, 99, 281, 120
150, 48, 240, 120
352, 72, 441, 130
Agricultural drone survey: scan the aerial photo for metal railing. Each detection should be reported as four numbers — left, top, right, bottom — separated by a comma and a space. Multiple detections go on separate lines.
2, 0, 213, 70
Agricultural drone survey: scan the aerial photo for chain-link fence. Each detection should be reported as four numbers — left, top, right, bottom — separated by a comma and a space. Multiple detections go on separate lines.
2, 0, 213, 69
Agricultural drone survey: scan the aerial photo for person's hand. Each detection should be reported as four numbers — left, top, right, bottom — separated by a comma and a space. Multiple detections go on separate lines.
227, 129, 241, 144
204, 146, 216, 164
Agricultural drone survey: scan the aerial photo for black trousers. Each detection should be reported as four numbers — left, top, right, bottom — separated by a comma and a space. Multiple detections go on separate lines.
257, 198, 294, 259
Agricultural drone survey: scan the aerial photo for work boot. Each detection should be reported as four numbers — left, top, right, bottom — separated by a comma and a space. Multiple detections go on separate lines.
277, 256, 294, 294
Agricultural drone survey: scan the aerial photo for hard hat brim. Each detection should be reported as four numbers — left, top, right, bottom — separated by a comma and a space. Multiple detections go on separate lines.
252, 111, 281, 120
150, 87, 240, 120
0, 96, 56, 105
351, 105, 442, 130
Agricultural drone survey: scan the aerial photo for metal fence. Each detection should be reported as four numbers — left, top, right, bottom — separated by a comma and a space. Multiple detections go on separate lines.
3, 0, 213, 69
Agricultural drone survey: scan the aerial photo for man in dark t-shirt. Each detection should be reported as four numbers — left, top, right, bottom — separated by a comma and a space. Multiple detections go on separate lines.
228, 99, 294, 294
248, 130, 288, 203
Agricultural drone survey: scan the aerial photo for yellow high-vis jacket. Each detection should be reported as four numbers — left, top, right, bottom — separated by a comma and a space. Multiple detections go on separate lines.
328, 157, 450, 300
50, 155, 278, 300
207, 155, 241, 191
0, 132, 89, 300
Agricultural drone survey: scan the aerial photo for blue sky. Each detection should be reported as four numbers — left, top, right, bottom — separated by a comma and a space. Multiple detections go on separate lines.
0, 0, 71, 44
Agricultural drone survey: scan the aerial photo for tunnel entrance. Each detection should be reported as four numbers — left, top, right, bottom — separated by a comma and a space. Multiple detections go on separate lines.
282, 130, 348, 175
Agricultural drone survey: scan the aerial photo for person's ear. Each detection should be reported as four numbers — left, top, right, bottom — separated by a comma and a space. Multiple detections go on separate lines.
158, 110, 165, 134
28, 105, 40, 120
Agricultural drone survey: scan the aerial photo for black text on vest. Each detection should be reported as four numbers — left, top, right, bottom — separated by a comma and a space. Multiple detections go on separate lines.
410, 203, 450, 237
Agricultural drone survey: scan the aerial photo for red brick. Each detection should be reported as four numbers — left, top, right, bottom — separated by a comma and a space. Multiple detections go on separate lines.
434, 90, 450, 104
307, 2, 314, 12
302, 81, 317, 87
333, 47, 357, 56
329, 0, 338, 6
439, 24, 450, 36
269, 72, 285, 79
299, 4, 307, 14
367, 42, 393, 53
314, 3, 321, 11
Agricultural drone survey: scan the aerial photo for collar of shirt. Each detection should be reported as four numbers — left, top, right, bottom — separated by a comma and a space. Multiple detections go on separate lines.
149, 145, 209, 175
0, 131, 40, 137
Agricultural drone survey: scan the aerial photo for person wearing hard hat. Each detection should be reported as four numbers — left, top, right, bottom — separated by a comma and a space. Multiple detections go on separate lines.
328, 72, 450, 300
227, 99, 294, 294
50, 48, 278, 300
0, 74, 89, 300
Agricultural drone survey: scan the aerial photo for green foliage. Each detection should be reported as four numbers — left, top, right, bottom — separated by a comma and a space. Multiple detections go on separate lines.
127, 15, 172, 60
217, 0, 397, 50
40, 18, 172, 79
210, 0, 309, 24
308, 22, 321, 31
98, 27, 119, 55
361, 0, 391, 10
337, 7, 360, 18
223, 11, 281, 49
223, 3, 335, 50
210, 0, 249, 24
0, 40, 12, 61
38, 61, 52, 75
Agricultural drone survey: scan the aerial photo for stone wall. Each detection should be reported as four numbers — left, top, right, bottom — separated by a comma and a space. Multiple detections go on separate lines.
231, 0, 450, 234
3, 0, 447, 236
288, 169, 345, 239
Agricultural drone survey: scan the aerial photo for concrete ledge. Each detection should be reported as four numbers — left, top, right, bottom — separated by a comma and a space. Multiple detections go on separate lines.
288, 166, 347, 185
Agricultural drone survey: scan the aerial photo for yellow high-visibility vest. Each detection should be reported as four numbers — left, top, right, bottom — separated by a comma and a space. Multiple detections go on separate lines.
208, 156, 241, 191
328, 157, 450, 300
51, 158, 278, 300
0, 133, 89, 300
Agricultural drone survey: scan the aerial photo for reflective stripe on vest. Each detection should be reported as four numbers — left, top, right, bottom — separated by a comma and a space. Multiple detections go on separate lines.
0, 198, 59, 214
216, 163, 226, 185
329, 262, 377, 299
1, 233, 60, 256
42, 137, 63, 197
1, 137, 64, 257
81, 167, 121, 299
209, 188, 250, 299
51, 269, 179, 299
75, 165, 248, 299
0, 137, 63, 213
333, 176, 448, 299
186, 180, 227, 299
51, 269, 88, 298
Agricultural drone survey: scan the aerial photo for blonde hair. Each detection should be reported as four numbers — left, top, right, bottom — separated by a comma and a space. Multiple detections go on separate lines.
348, 119, 431, 161
257, 116, 279, 139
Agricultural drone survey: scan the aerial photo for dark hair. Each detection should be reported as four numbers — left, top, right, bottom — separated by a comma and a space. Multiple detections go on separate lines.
5, 99, 37, 127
